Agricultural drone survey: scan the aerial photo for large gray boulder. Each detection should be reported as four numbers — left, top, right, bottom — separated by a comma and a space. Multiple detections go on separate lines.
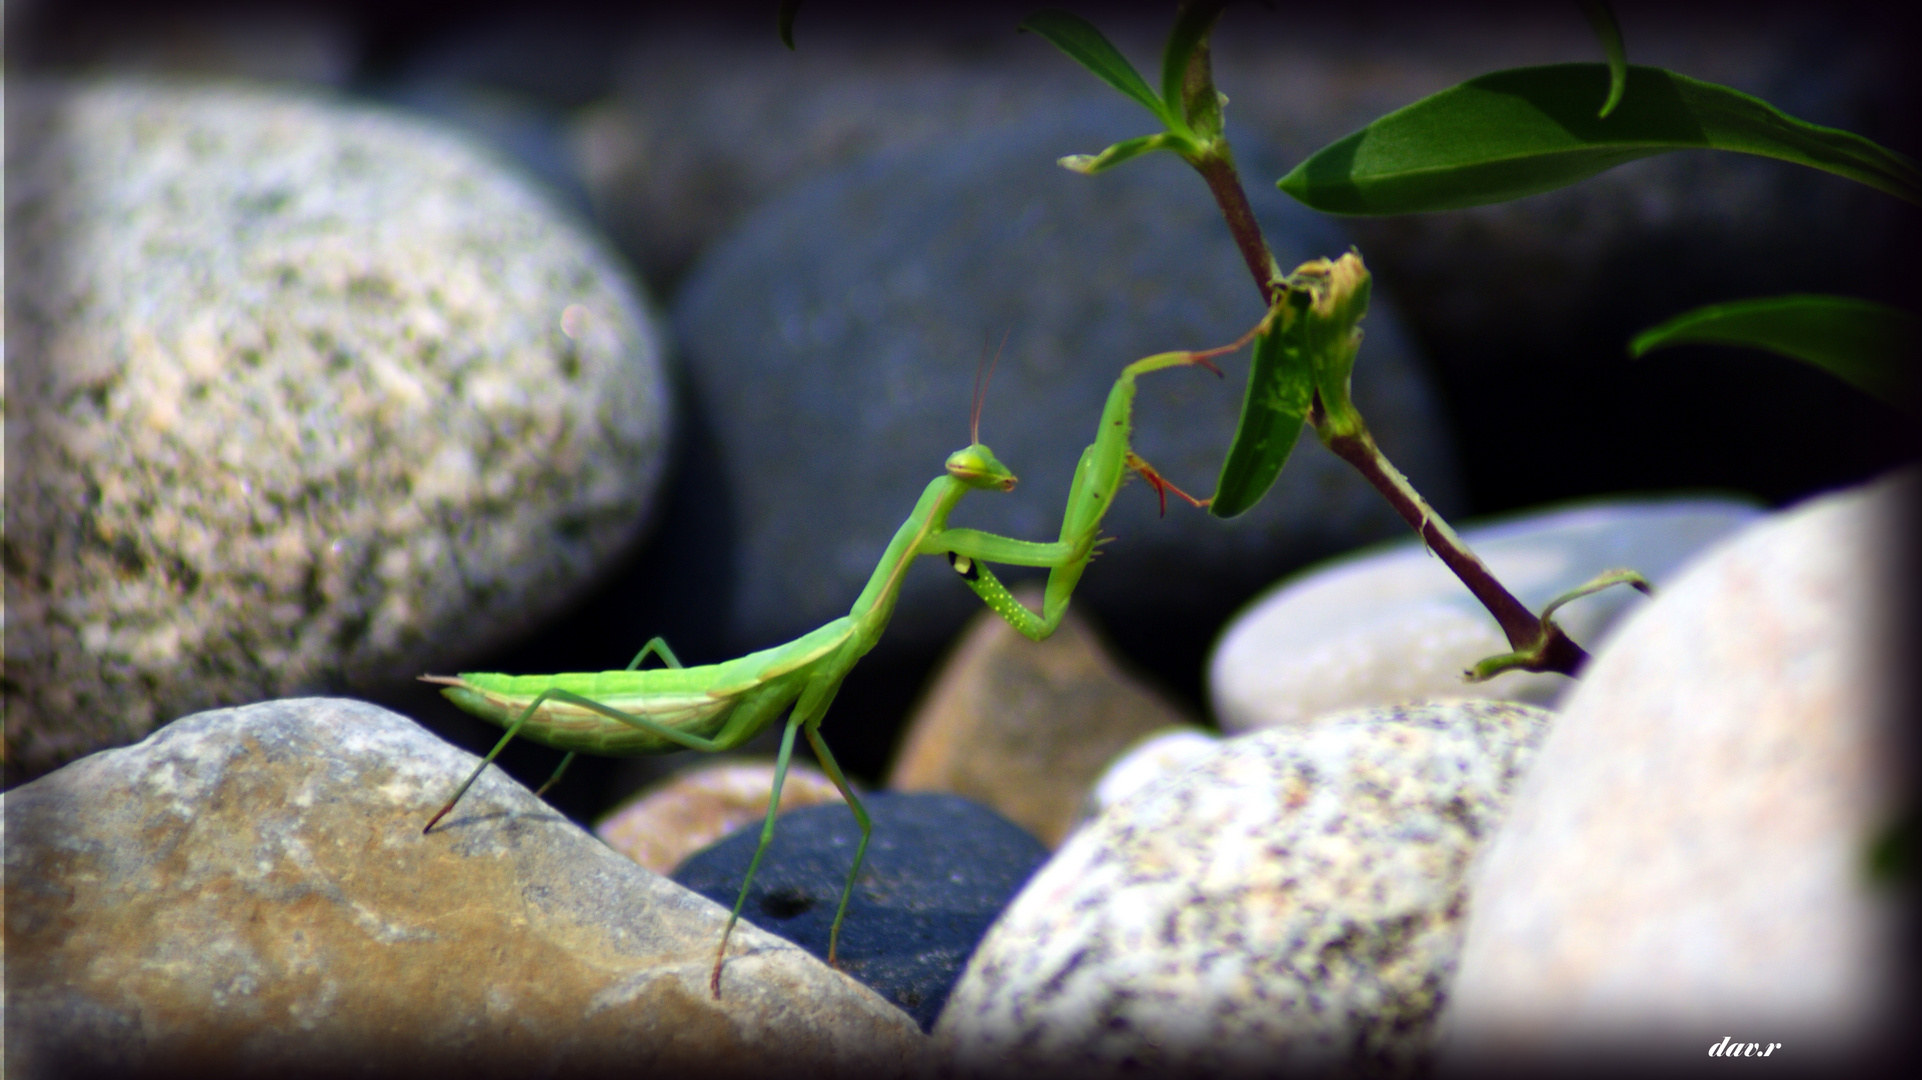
4, 80, 671, 775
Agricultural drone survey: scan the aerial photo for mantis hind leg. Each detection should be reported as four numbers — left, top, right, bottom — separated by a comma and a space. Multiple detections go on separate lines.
803, 723, 871, 971
424, 689, 556, 833
626, 636, 684, 670
427, 686, 746, 834
712, 713, 806, 998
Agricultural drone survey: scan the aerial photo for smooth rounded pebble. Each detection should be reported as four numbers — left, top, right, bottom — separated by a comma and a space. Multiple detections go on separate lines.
5, 80, 670, 774
1210, 497, 1763, 731
935, 699, 1554, 1078
675, 792, 1051, 1034
1, 698, 924, 1079
889, 589, 1194, 848
595, 759, 848, 875
1438, 472, 1913, 1070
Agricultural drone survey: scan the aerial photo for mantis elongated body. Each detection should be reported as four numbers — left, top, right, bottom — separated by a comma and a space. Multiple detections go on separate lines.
421, 322, 1267, 997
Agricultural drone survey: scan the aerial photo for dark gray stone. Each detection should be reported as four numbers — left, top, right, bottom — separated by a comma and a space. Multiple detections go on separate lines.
671, 99, 1462, 685
672, 792, 1050, 1032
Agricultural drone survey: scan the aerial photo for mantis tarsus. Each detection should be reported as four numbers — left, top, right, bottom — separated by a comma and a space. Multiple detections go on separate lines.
420, 321, 1268, 998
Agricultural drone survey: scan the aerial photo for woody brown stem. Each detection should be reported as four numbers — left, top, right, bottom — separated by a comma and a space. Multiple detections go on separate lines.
1315, 407, 1590, 676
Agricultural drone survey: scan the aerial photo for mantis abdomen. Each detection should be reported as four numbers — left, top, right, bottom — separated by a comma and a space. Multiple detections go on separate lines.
425, 617, 859, 755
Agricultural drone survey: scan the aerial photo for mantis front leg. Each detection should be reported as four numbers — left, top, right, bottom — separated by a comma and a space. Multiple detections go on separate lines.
931, 339, 1241, 642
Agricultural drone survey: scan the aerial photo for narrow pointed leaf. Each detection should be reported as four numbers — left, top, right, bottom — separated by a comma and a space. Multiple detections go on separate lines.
1578, 0, 1628, 117
1210, 319, 1310, 519
1058, 132, 1194, 175
778, 0, 801, 50
1160, 1, 1226, 136
1020, 9, 1172, 125
1278, 63, 1922, 214
1630, 295, 1917, 410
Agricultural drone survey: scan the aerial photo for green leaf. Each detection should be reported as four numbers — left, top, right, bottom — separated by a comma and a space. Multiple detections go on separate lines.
1578, 0, 1628, 117
1057, 131, 1197, 174
778, 0, 801, 50
1160, 1, 1226, 137
1210, 318, 1309, 519
1630, 295, 1917, 410
1277, 63, 1922, 214
1211, 252, 1376, 518
1021, 9, 1172, 126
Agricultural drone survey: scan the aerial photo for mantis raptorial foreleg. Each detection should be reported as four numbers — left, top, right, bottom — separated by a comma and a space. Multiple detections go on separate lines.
420, 317, 1269, 997
937, 324, 1269, 641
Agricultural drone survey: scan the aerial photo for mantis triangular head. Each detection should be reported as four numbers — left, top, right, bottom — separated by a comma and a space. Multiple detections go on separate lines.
949, 330, 1017, 491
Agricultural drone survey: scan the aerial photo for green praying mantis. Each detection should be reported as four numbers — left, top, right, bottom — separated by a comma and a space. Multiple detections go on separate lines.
420, 318, 1272, 997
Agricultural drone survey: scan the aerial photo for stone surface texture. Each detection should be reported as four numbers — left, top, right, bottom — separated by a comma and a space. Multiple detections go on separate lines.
2, 698, 923, 1078
595, 759, 848, 875
1077, 726, 1222, 829
888, 590, 1195, 847
1438, 473, 1914, 1069
4, 80, 670, 774
1211, 498, 1763, 731
935, 699, 1555, 1078
675, 792, 1051, 1034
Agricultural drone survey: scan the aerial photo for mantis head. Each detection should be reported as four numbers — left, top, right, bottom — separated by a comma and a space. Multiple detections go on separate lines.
947, 444, 1017, 491
950, 330, 1017, 490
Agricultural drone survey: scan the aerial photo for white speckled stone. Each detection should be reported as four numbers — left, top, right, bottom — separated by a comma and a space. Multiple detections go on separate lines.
5, 79, 670, 773
1210, 498, 1762, 732
1075, 726, 1220, 828
1438, 472, 1913, 1069
936, 699, 1554, 1077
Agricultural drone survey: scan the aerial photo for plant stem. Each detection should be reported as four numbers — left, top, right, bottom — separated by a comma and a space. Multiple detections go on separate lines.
1314, 409, 1591, 674
1194, 153, 1284, 307
1178, 17, 1588, 678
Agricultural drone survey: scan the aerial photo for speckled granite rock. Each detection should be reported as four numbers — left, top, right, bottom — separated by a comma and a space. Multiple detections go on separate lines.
3, 79, 670, 775
935, 699, 1555, 1078
1211, 498, 1762, 730
1438, 473, 1913, 1071
595, 760, 847, 874
1075, 725, 1221, 829
1, 698, 925, 1078
889, 589, 1194, 848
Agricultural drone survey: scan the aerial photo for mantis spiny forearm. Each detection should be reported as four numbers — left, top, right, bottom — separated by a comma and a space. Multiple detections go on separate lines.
419, 320, 1267, 998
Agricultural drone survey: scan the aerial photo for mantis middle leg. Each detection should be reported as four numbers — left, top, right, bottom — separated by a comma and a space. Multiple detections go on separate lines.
534, 636, 689, 798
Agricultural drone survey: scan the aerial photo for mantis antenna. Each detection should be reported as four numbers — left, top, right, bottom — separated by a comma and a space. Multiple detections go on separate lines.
971, 329, 1010, 445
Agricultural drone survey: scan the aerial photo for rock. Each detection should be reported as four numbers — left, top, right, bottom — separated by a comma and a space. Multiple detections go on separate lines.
671, 98, 1461, 685
1211, 498, 1763, 731
888, 589, 1195, 848
1076, 725, 1221, 827
1, 698, 925, 1078
596, 759, 848, 874
3, 80, 671, 776
674, 792, 1050, 1033
1437, 473, 1913, 1069
936, 699, 1555, 1077
574, 26, 1109, 288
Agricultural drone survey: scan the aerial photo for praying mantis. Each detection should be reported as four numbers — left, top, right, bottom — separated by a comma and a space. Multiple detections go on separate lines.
420, 317, 1272, 998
